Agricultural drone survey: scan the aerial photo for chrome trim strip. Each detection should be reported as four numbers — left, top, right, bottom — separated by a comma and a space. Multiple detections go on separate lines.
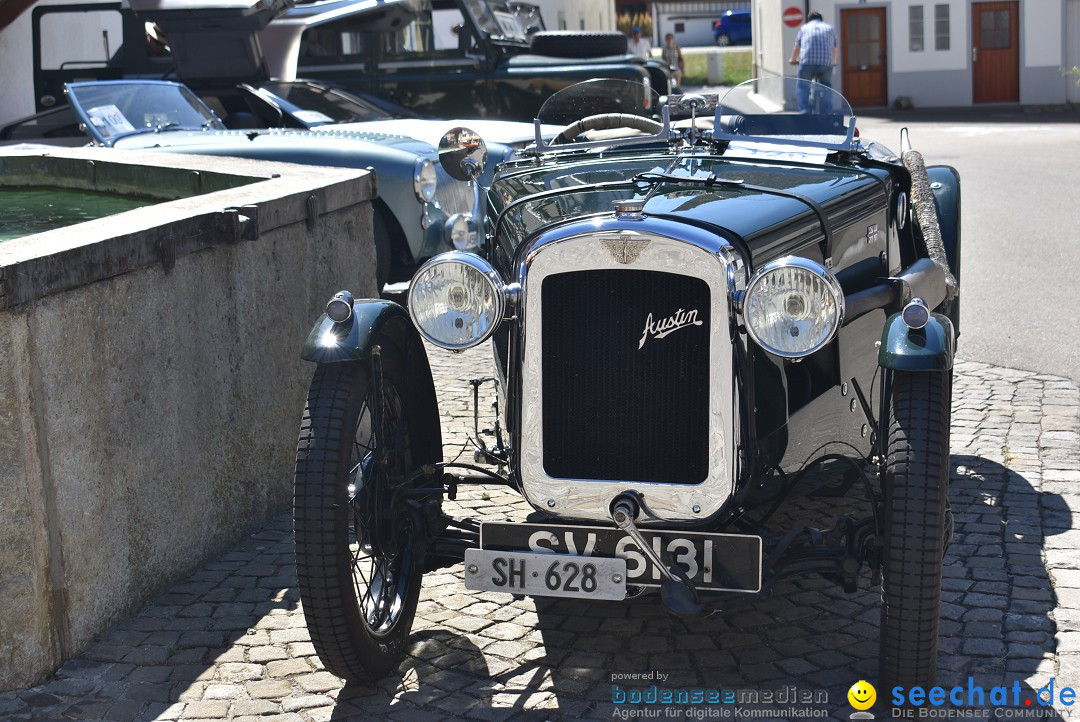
517, 224, 738, 523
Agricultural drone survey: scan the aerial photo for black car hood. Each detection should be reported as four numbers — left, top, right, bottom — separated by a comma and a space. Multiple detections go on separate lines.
491, 152, 889, 259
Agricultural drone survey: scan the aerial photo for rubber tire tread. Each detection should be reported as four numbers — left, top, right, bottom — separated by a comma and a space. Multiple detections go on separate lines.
294, 346, 422, 682
530, 31, 628, 58
879, 369, 951, 690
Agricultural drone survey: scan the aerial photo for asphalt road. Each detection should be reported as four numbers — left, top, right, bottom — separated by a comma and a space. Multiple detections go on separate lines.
687, 83, 1080, 381
845, 106, 1080, 383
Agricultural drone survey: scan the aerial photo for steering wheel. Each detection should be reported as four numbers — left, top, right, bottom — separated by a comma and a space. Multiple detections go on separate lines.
553, 113, 664, 144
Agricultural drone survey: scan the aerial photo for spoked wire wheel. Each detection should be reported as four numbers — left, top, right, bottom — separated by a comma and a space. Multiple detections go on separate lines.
295, 340, 427, 681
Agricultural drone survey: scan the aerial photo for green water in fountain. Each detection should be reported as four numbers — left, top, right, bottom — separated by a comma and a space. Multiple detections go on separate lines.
1, 186, 157, 242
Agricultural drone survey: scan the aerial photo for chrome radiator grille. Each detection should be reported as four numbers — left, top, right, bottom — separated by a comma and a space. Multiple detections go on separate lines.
541, 269, 711, 484
518, 228, 736, 522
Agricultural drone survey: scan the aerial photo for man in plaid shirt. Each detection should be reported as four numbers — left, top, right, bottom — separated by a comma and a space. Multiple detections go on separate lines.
789, 11, 839, 113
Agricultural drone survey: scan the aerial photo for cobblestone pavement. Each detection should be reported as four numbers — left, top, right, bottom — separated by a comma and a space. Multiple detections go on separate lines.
2, 347, 1078, 722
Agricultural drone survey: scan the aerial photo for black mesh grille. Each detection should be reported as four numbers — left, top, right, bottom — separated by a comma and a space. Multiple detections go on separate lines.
541, 269, 710, 484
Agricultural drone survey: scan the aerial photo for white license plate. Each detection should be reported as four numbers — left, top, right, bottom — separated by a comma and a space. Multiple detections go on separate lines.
464, 548, 627, 600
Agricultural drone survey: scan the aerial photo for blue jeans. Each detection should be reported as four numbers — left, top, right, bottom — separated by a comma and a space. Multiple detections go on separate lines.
797, 64, 834, 114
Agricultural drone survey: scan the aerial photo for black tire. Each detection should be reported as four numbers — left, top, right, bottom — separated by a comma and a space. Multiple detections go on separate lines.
530, 31, 628, 58
879, 369, 951, 689
715, 33, 732, 47
294, 340, 433, 681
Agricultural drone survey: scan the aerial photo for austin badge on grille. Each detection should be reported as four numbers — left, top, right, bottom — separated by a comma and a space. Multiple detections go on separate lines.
600, 234, 650, 264
639, 308, 703, 348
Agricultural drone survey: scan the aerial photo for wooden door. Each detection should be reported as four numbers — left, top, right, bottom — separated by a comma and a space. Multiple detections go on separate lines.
841, 8, 887, 107
973, 1, 1019, 103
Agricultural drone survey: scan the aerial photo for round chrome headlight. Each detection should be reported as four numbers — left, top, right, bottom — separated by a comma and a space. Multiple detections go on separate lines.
743, 257, 844, 358
408, 252, 505, 350
413, 158, 437, 202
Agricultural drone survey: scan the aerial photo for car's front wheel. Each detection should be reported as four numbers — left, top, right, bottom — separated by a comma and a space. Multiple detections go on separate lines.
715, 33, 732, 46
294, 340, 433, 681
879, 369, 951, 689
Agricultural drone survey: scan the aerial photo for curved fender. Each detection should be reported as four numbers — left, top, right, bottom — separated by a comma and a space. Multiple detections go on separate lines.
301, 299, 412, 363
927, 166, 961, 281
878, 312, 955, 371
300, 298, 442, 463
928, 165, 961, 333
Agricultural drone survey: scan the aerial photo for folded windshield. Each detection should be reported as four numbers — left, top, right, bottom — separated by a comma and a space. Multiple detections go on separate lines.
66, 81, 224, 146
715, 77, 855, 150
534, 77, 857, 152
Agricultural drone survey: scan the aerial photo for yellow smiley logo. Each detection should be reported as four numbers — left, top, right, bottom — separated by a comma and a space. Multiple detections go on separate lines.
848, 680, 876, 710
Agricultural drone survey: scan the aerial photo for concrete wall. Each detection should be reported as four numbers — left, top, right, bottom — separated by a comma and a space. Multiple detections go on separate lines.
0, 147, 377, 691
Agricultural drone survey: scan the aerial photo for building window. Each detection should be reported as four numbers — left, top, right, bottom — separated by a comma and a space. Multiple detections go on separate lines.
934, 4, 950, 51
909, 5, 924, 52
674, 22, 684, 33
980, 8, 1011, 49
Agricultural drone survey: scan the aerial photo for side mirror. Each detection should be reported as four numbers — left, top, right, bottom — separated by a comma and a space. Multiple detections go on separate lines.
438, 127, 488, 182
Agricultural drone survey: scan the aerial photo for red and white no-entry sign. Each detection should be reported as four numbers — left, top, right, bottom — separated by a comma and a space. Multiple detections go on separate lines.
783, 7, 804, 26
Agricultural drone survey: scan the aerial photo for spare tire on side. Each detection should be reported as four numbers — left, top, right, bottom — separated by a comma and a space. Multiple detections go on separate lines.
530, 31, 629, 58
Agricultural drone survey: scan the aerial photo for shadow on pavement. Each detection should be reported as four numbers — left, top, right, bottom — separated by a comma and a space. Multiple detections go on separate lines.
478, 454, 1069, 721
0, 454, 1069, 721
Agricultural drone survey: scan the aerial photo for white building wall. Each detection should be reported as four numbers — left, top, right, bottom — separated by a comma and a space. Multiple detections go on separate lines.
754, 0, 1068, 107
0, 0, 122, 126
1023, 1, 1061, 68
1069, 0, 1080, 103
755, 0, 788, 80
887, 0, 965, 72
535, 0, 615, 30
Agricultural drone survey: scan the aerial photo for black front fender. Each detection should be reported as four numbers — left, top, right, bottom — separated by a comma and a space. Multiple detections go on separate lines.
300, 298, 442, 463
928, 165, 961, 333
301, 300, 412, 364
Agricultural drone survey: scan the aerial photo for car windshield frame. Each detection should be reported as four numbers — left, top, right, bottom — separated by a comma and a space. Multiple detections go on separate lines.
713, 78, 857, 152
255, 81, 398, 125
66, 80, 225, 146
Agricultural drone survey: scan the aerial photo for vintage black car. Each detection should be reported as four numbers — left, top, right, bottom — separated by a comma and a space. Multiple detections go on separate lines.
293, 78, 961, 691
29, 0, 671, 124
264, 0, 674, 120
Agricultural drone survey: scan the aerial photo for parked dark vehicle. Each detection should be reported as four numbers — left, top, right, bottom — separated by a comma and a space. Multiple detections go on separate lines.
293, 76, 962, 689
1, 79, 419, 144
29, 0, 671, 129
713, 9, 752, 46
262, 0, 673, 120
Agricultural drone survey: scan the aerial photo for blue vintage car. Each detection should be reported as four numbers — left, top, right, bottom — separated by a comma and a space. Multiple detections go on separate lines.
64, 79, 534, 286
